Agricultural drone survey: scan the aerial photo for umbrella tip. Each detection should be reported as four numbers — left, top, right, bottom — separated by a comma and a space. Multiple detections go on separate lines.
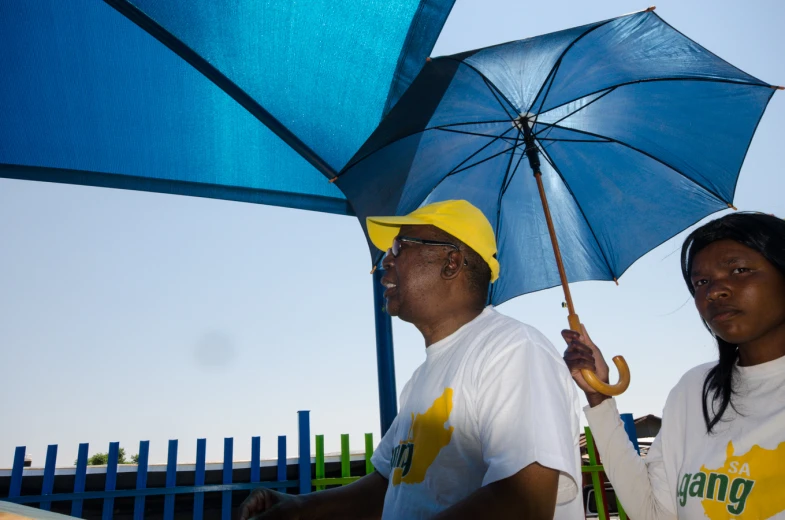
370, 265, 377, 275
728, 203, 738, 210
426, 57, 432, 62
775, 85, 785, 90
614, 277, 619, 286
646, 5, 656, 11
329, 176, 338, 183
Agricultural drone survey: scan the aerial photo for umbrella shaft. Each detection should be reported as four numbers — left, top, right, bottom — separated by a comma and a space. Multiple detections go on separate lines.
533, 171, 579, 326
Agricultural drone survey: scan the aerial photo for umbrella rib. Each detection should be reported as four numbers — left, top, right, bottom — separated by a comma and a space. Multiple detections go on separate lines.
430, 119, 513, 129
500, 138, 527, 197
536, 141, 732, 287
337, 120, 510, 178
434, 127, 518, 143
541, 123, 731, 204
651, 11, 771, 89
536, 76, 773, 117
537, 138, 612, 143
446, 138, 526, 178
533, 87, 618, 138
531, 67, 559, 127
535, 145, 618, 280
481, 75, 517, 120
441, 57, 522, 120
526, 17, 617, 117
103, 0, 339, 181
534, 141, 560, 172
488, 133, 523, 303
440, 126, 518, 179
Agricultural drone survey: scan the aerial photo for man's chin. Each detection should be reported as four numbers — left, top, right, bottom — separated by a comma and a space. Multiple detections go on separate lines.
384, 300, 399, 317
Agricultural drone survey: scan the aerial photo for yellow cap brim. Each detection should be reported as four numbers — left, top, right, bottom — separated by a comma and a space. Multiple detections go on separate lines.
366, 215, 430, 252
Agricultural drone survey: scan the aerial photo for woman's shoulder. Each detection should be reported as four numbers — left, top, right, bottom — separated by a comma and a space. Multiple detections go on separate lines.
665, 361, 717, 408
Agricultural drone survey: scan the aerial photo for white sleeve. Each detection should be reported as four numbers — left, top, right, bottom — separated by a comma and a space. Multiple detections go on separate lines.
475, 336, 580, 505
370, 415, 397, 477
370, 379, 414, 478
584, 398, 677, 520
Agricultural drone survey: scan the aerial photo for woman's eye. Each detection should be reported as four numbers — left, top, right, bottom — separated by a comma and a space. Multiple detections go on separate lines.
732, 267, 750, 274
693, 279, 707, 288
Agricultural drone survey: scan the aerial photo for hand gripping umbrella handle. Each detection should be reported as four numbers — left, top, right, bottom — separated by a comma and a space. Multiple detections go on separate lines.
569, 314, 631, 396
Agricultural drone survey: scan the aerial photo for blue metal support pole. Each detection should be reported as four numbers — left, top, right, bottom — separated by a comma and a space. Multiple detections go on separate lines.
372, 267, 398, 435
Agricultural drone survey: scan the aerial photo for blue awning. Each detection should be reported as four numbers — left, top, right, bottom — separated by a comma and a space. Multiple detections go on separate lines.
0, 0, 454, 215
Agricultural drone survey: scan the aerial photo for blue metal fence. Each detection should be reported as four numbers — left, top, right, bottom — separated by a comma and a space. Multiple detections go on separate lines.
3, 410, 641, 519
1, 410, 358, 519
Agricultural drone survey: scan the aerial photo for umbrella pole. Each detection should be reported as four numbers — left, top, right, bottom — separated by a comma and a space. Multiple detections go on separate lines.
532, 172, 582, 331
520, 116, 630, 396
533, 171, 630, 396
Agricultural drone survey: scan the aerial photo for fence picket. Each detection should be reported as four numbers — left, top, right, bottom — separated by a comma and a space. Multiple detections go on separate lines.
222, 438, 233, 520
297, 411, 310, 495
340, 434, 350, 479
102, 442, 119, 520
584, 428, 610, 520
314, 435, 325, 491
9, 446, 25, 498
39, 444, 58, 511
133, 441, 150, 520
364, 433, 374, 475
163, 440, 178, 520
193, 438, 206, 520
276, 436, 287, 491
251, 436, 260, 484
71, 443, 88, 517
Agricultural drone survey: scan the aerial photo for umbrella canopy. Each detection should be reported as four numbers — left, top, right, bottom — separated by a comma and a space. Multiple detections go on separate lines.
0, 0, 455, 215
337, 8, 780, 306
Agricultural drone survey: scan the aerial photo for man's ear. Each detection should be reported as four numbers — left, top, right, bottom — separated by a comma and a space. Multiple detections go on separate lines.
442, 250, 464, 280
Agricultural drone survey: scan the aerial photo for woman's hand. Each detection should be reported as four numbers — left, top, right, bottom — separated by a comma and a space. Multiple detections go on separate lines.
561, 325, 612, 407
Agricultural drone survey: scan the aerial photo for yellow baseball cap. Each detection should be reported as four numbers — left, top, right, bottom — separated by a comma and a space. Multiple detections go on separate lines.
366, 200, 500, 283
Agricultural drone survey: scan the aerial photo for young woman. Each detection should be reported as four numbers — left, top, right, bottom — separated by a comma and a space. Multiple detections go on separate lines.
562, 212, 785, 520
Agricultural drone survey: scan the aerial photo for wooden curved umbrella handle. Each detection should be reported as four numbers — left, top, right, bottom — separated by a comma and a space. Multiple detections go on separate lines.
569, 314, 630, 396
580, 356, 630, 396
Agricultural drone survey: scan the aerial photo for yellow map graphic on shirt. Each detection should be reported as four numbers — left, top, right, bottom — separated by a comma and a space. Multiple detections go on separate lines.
692, 440, 785, 518
391, 387, 454, 486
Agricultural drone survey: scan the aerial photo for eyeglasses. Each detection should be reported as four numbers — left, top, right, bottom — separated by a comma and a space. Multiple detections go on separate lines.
390, 236, 461, 258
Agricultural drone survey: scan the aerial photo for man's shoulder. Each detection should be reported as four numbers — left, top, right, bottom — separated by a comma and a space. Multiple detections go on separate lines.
483, 307, 554, 342
480, 306, 531, 333
474, 308, 563, 361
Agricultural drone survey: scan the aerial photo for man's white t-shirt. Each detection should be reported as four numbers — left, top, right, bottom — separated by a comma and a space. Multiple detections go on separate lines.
371, 306, 582, 519
586, 354, 785, 519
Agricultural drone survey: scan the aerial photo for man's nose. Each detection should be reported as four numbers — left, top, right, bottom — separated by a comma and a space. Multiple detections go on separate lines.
381, 248, 394, 270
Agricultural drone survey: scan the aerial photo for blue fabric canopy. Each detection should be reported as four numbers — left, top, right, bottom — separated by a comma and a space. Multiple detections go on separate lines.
336, 10, 778, 305
0, 0, 454, 215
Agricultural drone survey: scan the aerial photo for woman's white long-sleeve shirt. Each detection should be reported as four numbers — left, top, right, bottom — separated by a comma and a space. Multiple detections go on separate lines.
584, 355, 785, 519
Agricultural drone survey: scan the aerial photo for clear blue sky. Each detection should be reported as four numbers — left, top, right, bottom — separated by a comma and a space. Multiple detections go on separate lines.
1, 0, 783, 468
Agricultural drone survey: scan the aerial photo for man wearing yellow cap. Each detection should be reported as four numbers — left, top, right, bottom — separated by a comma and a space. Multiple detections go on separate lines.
240, 200, 581, 520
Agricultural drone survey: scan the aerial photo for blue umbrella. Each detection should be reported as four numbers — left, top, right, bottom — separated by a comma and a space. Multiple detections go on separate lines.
335, 8, 782, 395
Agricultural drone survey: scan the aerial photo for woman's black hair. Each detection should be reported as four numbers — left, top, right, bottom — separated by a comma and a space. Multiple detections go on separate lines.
680, 212, 785, 433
